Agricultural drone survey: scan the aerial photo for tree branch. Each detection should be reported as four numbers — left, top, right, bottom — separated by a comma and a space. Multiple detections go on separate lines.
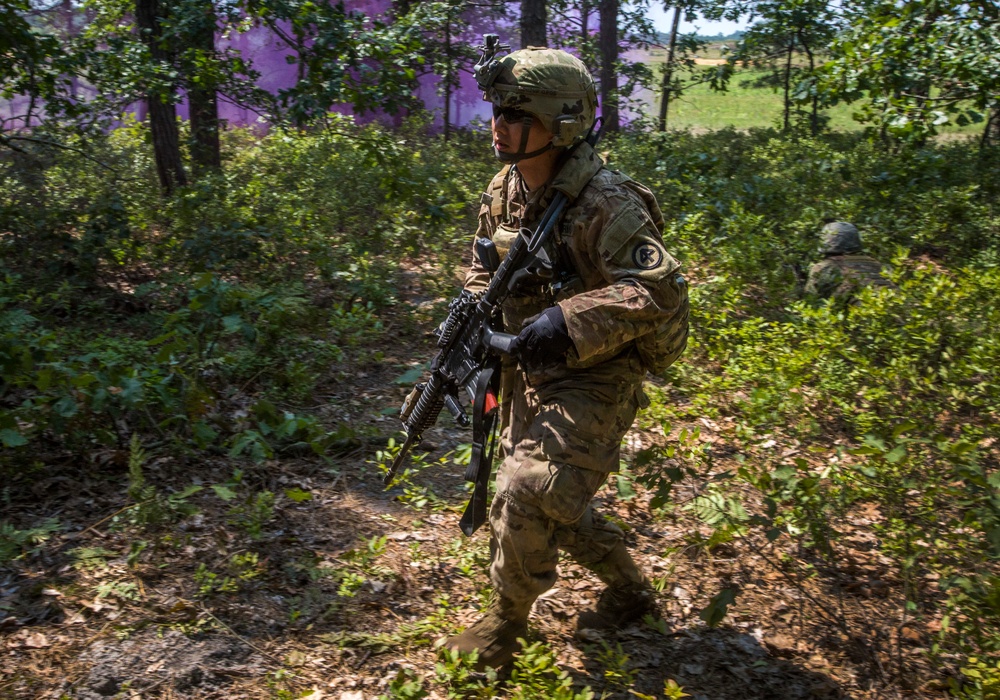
0, 134, 123, 175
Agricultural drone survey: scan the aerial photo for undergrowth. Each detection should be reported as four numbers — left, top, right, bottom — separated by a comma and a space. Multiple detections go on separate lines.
2, 119, 999, 697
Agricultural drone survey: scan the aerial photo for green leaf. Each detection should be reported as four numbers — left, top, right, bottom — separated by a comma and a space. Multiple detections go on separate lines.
171, 485, 203, 499
862, 435, 886, 451
35, 368, 53, 391
616, 473, 637, 501
211, 484, 237, 501
772, 465, 796, 481
120, 377, 144, 404
284, 487, 313, 503
222, 314, 244, 334
0, 429, 28, 447
885, 445, 906, 463
394, 367, 424, 385
52, 395, 78, 418
699, 588, 738, 628
192, 421, 218, 448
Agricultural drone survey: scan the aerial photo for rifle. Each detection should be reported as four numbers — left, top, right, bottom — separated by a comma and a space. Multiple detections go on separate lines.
383, 164, 597, 535
383, 34, 600, 536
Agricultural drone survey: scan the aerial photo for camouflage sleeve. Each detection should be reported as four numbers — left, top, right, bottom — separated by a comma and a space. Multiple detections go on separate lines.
464, 170, 507, 294
463, 200, 493, 295
804, 260, 842, 299
558, 191, 683, 364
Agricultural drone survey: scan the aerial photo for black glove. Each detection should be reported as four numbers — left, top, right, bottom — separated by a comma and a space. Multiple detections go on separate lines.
508, 306, 573, 368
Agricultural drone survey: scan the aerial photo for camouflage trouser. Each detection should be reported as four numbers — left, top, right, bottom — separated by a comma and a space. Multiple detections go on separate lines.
488, 353, 646, 607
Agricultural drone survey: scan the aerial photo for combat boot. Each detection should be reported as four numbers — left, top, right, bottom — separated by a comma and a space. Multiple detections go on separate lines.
577, 542, 657, 632
443, 596, 531, 670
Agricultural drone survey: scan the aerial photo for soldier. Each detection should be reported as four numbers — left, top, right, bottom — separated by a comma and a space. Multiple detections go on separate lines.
444, 42, 689, 669
805, 222, 893, 302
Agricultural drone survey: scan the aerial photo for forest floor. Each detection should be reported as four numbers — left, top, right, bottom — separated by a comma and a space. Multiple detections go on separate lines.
0, 274, 952, 700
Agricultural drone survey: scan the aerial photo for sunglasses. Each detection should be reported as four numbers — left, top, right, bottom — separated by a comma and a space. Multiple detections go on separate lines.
492, 105, 532, 123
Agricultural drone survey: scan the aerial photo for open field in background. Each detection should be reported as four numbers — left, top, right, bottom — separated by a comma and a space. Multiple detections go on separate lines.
633, 45, 984, 136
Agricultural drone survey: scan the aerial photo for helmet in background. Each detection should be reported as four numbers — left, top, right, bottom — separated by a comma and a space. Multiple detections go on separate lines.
819, 222, 863, 256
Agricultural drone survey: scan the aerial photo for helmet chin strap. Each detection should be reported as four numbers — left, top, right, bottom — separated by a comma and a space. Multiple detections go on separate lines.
494, 114, 554, 163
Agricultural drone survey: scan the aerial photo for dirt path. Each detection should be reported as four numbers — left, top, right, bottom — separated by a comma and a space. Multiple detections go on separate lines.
0, 297, 943, 699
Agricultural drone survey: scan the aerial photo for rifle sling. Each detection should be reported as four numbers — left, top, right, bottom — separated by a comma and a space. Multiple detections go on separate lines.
459, 363, 501, 536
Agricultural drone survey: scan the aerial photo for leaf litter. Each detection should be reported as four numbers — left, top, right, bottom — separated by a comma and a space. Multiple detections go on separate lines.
0, 303, 953, 700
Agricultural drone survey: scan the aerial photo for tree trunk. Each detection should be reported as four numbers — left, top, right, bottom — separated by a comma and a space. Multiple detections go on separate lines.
657, 5, 682, 131
796, 29, 819, 135
983, 104, 1000, 148
598, 0, 619, 132
443, 10, 451, 141
187, 0, 221, 173
782, 39, 792, 131
520, 0, 546, 47
136, 0, 187, 195
61, 0, 79, 99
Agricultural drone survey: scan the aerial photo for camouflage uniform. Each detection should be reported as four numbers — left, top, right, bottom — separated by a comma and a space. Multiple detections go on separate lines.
805, 254, 893, 301
463, 140, 688, 609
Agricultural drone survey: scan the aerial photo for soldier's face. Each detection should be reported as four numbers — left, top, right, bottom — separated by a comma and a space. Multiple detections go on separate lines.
491, 108, 553, 159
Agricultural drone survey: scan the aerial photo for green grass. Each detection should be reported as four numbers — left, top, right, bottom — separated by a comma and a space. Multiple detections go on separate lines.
632, 61, 983, 137
657, 70, 864, 131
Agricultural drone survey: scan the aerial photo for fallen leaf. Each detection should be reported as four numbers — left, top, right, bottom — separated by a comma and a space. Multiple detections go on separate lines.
23, 632, 50, 648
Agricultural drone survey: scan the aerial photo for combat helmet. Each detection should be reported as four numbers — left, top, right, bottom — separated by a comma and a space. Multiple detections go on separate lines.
473, 35, 597, 162
819, 221, 863, 256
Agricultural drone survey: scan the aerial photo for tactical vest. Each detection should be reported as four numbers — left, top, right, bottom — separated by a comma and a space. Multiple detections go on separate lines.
481, 164, 689, 375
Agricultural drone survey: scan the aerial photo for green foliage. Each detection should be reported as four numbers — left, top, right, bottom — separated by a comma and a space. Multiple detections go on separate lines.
95, 580, 140, 602
320, 596, 455, 651
0, 120, 493, 474
611, 126, 1000, 675
663, 678, 692, 699
70, 546, 117, 571
634, 423, 715, 511
226, 489, 276, 540
507, 641, 595, 700
2, 113, 999, 697
730, 0, 838, 134
193, 551, 264, 596
0, 518, 61, 563
592, 640, 637, 692
443, 536, 491, 579
434, 648, 501, 699
821, 0, 1000, 143
122, 434, 201, 527
954, 656, 1000, 699
379, 667, 429, 700
699, 588, 739, 628
630, 678, 691, 700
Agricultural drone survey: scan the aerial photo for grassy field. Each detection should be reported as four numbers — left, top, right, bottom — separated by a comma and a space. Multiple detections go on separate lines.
639, 70, 865, 131
632, 46, 983, 136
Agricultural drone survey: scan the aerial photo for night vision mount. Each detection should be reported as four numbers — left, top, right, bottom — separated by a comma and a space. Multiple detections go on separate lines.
474, 34, 511, 92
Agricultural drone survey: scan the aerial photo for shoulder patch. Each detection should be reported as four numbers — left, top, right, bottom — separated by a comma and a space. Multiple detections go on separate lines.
632, 242, 663, 269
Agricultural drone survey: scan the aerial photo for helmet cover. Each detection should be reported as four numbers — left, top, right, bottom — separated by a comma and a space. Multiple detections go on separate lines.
476, 46, 597, 148
819, 222, 863, 256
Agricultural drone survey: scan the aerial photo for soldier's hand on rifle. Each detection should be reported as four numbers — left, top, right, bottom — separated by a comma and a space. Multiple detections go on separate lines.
509, 306, 573, 369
